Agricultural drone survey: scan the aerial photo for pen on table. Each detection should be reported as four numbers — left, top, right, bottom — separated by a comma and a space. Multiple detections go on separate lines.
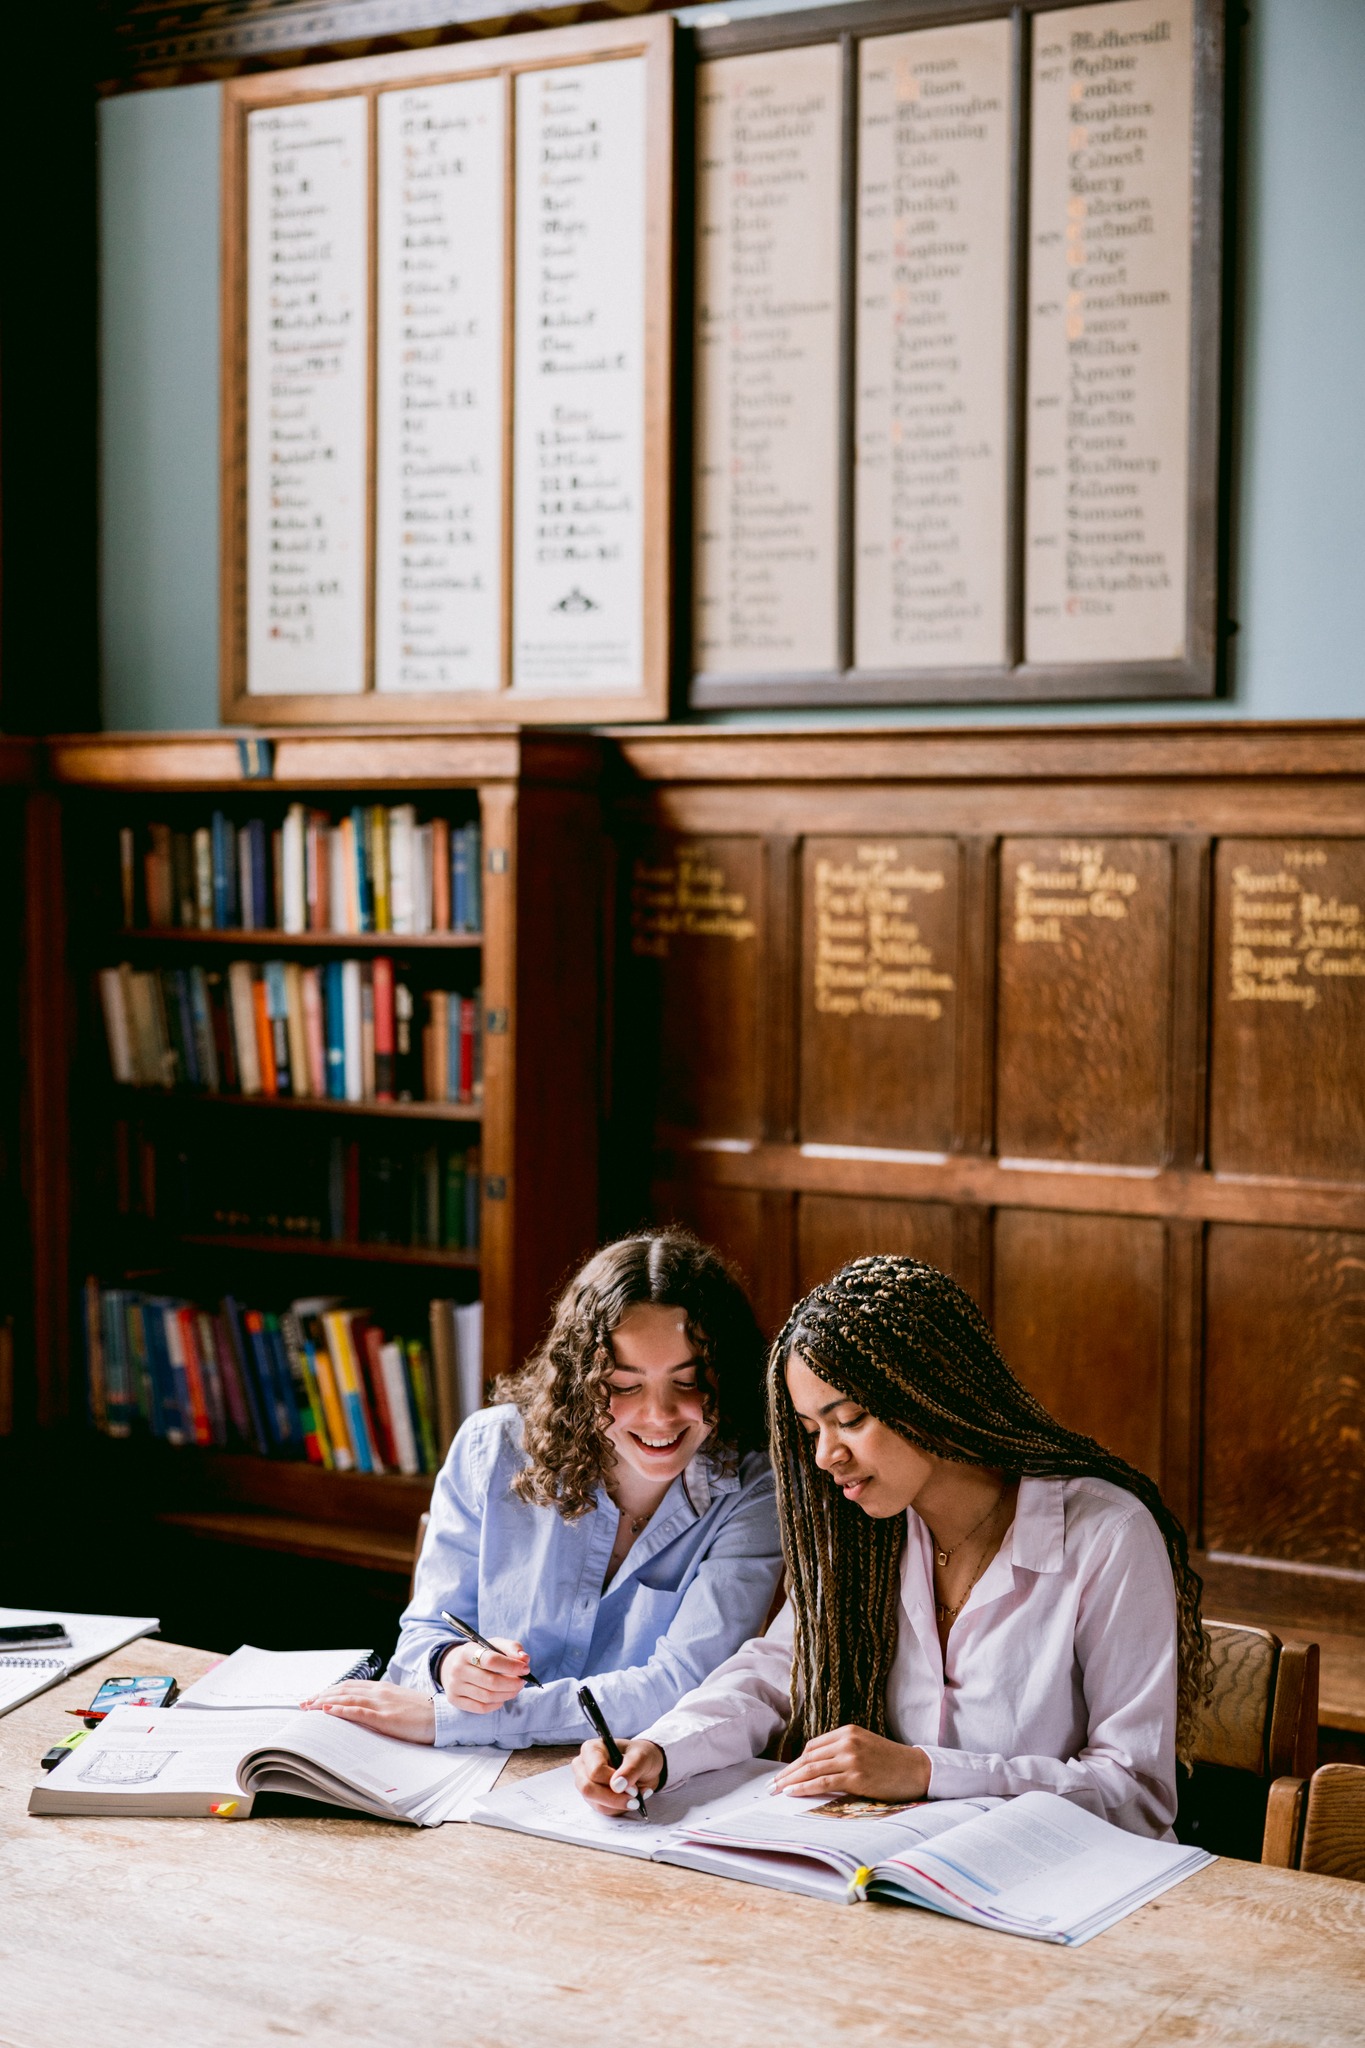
439, 1610, 543, 1688
578, 1683, 648, 1819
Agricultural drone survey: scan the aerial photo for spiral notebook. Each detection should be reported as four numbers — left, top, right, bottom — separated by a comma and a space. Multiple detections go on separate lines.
0, 1608, 160, 1718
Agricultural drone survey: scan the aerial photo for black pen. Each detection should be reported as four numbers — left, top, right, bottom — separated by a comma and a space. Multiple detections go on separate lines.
578, 1683, 648, 1819
439, 1610, 543, 1688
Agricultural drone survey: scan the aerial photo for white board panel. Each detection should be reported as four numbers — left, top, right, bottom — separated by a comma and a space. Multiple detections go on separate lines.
1025, 0, 1194, 664
693, 44, 843, 678
854, 19, 1013, 671
246, 97, 369, 696
511, 58, 646, 695
375, 77, 505, 694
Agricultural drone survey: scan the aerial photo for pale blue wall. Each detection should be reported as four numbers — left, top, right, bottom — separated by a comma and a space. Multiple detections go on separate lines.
96, 0, 1365, 730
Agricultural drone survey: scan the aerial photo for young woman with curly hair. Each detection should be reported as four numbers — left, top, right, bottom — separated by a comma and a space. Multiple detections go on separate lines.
576, 1255, 1205, 1839
305, 1229, 781, 1748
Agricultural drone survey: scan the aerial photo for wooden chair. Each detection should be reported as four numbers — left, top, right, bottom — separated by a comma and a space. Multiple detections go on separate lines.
411, 1511, 430, 1601
1265, 1763, 1365, 1879
1175, 1620, 1319, 1862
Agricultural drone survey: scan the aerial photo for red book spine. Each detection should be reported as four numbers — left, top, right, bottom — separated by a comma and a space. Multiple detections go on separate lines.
252, 974, 277, 1096
373, 956, 395, 1101
431, 818, 451, 932
176, 1307, 214, 1446
360, 1321, 399, 1468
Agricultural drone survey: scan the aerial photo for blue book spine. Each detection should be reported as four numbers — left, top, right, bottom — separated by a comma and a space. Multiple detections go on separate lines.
127, 1298, 163, 1437
243, 1314, 284, 1452
452, 825, 469, 933
352, 806, 373, 932
447, 992, 461, 1103
343, 1390, 375, 1473
466, 821, 482, 932
210, 812, 230, 929
221, 1295, 269, 1454
146, 1301, 189, 1444
324, 959, 347, 1100
263, 1314, 305, 1455
248, 819, 269, 931
173, 970, 201, 1089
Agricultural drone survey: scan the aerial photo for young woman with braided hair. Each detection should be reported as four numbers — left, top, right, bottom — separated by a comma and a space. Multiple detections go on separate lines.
304, 1229, 782, 1747
576, 1255, 1204, 1839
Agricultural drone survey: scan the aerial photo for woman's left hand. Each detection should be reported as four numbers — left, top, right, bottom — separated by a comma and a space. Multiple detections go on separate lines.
770, 1725, 931, 1802
300, 1679, 436, 1745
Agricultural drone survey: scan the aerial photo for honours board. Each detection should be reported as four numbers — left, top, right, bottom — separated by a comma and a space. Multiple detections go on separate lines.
689, 0, 1223, 710
222, 19, 673, 726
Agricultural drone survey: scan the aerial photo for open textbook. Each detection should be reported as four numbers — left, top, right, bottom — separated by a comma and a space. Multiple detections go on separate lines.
30, 1702, 505, 1825
0, 1608, 160, 1718
470, 1763, 1213, 1945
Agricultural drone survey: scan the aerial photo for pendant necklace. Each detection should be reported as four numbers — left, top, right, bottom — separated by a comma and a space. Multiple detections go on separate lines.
928, 1488, 1005, 1570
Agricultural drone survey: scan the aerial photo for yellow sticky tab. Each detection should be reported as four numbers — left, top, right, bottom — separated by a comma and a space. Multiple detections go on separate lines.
209, 1800, 239, 1817
848, 1866, 874, 1904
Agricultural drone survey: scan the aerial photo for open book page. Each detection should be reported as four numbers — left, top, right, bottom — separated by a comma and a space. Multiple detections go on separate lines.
175, 1645, 371, 1709
237, 1710, 506, 1825
877, 1791, 1212, 1943
468, 1757, 782, 1859
0, 1609, 161, 1718
681, 1790, 1003, 1880
30, 1705, 294, 1815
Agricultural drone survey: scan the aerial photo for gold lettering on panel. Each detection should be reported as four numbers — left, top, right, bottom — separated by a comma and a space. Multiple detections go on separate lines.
1228, 849, 1365, 1010
630, 847, 757, 958
1012, 840, 1139, 944
813, 844, 954, 1020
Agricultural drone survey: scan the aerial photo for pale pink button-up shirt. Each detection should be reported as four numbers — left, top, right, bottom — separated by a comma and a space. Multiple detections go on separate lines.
642, 1474, 1179, 1838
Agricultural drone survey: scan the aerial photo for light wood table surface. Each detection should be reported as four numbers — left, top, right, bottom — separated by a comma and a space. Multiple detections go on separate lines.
2, 1641, 1363, 2048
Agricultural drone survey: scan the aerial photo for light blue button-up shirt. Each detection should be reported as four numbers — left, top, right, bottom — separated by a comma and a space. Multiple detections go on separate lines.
386, 1403, 783, 1749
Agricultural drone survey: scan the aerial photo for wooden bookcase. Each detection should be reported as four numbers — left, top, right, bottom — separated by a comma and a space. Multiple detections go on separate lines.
37, 727, 605, 1580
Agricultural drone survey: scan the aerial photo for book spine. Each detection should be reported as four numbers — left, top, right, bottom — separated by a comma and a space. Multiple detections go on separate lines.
263, 1312, 307, 1456
466, 818, 482, 932
221, 1296, 269, 1453
379, 1341, 420, 1475
211, 1309, 253, 1447
415, 824, 434, 934
119, 826, 137, 928
160, 1305, 200, 1445
146, 1302, 184, 1441
324, 1311, 379, 1473
388, 806, 414, 934
341, 959, 363, 1102
301, 966, 328, 1098
272, 827, 286, 928
459, 995, 476, 1104
428, 1298, 458, 1459
372, 956, 395, 1101
278, 1311, 323, 1465
296, 1331, 335, 1470
352, 806, 373, 933
252, 972, 278, 1096
308, 1319, 354, 1471
283, 961, 310, 1100
248, 820, 269, 933
371, 805, 391, 932
406, 1338, 439, 1472
431, 817, 451, 931
173, 1307, 214, 1446
146, 824, 171, 928
188, 967, 221, 1093
238, 825, 255, 932
85, 1277, 108, 1432
359, 1321, 399, 1468
282, 803, 307, 934
98, 968, 135, 1085
394, 979, 416, 1101
194, 1310, 230, 1447
323, 960, 346, 1099
228, 961, 262, 1095
125, 1297, 156, 1432
360, 964, 376, 1101
452, 823, 468, 933
444, 1147, 465, 1249
206, 970, 238, 1091
465, 1144, 481, 1249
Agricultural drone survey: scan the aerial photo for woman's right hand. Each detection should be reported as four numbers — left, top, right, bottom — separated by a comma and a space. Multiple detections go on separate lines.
573, 1737, 665, 1815
439, 1638, 531, 1713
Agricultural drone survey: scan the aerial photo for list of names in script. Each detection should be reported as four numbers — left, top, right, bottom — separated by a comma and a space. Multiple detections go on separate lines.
512, 58, 647, 694
1025, 0, 1194, 664
374, 78, 505, 693
693, 44, 843, 677
855, 19, 1013, 671
246, 98, 368, 695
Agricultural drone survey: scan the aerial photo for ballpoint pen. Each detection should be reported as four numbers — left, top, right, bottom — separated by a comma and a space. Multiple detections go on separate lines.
577, 1682, 648, 1818
439, 1610, 543, 1687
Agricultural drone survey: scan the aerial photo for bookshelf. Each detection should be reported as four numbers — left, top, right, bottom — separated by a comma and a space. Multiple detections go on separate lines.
40, 728, 605, 1583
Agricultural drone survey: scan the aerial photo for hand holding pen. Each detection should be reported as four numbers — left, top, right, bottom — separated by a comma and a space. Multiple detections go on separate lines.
439, 1610, 542, 1714
576, 1685, 657, 1818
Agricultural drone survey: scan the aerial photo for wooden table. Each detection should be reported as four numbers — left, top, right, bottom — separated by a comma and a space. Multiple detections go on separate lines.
3, 1642, 1363, 2048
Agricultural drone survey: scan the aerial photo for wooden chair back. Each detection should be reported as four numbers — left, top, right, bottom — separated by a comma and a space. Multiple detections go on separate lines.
1266, 1764, 1365, 1880
1177, 1620, 1319, 1861
411, 1511, 430, 1601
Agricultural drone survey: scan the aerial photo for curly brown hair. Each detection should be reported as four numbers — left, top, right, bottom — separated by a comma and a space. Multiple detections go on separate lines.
492, 1229, 767, 1518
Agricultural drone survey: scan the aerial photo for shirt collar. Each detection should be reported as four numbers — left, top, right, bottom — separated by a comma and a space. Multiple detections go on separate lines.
681, 1441, 739, 1517
1007, 1475, 1067, 1575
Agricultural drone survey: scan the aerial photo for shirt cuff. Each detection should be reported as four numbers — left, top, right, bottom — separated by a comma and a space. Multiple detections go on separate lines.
915, 1745, 1002, 1801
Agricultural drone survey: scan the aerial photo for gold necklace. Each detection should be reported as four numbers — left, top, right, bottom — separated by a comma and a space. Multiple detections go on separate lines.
927, 1488, 1006, 1570
933, 1493, 1009, 1626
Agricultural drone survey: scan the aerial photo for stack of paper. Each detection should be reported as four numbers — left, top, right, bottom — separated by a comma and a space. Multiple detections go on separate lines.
174, 1645, 373, 1709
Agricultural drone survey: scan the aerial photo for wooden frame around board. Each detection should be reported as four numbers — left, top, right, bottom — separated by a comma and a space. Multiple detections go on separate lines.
219, 16, 674, 729
684, 0, 1228, 711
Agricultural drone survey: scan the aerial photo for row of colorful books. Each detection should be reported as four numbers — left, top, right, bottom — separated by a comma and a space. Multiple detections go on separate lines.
85, 1283, 483, 1474
98, 959, 483, 1105
120, 809, 482, 936
115, 1121, 481, 1252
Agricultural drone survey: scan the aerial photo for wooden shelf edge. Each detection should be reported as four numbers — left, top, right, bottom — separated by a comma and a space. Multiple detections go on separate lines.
175, 1233, 480, 1267
156, 1508, 415, 1574
112, 1086, 482, 1124
111, 928, 483, 950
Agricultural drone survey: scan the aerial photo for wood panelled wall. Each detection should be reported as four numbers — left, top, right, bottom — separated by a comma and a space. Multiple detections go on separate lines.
606, 724, 1365, 1635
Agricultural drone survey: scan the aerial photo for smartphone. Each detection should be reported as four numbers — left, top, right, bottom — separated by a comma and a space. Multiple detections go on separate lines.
0, 1622, 72, 1649
73, 1674, 180, 1722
